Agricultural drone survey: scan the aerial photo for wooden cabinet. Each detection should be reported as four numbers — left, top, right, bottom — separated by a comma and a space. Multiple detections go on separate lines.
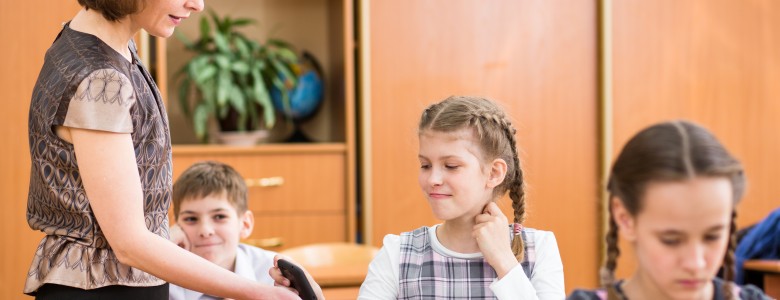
611, 0, 780, 278
172, 144, 351, 250
358, 0, 600, 293
166, 0, 357, 249
0, 2, 80, 298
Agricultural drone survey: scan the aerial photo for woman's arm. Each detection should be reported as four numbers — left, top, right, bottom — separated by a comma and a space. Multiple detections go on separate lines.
70, 127, 297, 300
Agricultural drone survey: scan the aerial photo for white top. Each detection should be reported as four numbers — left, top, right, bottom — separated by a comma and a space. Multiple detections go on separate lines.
358, 225, 565, 300
169, 243, 277, 300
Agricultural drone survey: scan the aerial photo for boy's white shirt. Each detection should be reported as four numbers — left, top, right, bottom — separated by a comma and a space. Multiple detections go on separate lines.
358, 225, 566, 300
169, 243, 277, 300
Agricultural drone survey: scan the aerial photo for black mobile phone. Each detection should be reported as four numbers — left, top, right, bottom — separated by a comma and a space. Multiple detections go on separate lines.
277, 259, 317, 300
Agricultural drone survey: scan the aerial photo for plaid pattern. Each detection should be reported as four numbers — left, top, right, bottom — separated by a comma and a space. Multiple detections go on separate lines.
398, 225, 535, 299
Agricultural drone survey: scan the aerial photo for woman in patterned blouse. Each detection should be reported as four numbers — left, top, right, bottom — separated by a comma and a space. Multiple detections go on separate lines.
25, 1, 299, 299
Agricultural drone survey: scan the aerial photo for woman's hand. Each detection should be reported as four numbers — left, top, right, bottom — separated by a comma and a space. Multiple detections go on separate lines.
473, 202, 518, 279
270, 255, 325, 299
169, 223, 191, 251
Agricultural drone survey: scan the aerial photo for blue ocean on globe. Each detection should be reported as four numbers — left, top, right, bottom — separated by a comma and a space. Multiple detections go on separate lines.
271, 70, 324, 120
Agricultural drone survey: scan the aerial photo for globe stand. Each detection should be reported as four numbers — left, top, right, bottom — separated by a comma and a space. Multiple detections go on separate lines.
274, 51, 325, 143
285, 120, 313, 143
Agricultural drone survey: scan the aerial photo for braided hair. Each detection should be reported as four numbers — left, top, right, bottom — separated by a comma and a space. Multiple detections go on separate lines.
419, 96, 526, 261
603, 120, 745, 299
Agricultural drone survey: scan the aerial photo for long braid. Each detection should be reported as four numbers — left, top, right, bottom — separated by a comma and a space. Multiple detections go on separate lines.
503, 119, 526, 262
603, 206, 621, 300
469, 109, 526, 262
722, 209, 737, 300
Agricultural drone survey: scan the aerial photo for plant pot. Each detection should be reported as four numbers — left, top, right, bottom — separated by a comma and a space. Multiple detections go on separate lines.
214, 129, 269, 146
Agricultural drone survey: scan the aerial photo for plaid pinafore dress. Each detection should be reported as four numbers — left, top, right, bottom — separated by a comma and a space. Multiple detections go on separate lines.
398, 225, 536, 299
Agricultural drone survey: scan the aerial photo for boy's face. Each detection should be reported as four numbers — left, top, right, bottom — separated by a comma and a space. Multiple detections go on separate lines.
177, 193, 253, 271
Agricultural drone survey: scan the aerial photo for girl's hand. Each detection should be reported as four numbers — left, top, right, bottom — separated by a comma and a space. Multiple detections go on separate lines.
269, 255, 325, 299
473, 202, 518, 278
169, 223, 191, 251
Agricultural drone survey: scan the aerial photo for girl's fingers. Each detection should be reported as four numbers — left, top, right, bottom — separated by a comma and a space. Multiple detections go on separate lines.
485, 202, 502, 215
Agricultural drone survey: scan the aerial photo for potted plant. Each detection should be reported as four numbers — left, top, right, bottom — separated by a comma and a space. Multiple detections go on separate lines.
176, 10, 299, 144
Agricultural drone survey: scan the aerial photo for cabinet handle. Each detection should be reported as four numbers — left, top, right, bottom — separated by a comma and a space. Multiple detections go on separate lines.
243, 237, 283, 248
245, 176, 284, 187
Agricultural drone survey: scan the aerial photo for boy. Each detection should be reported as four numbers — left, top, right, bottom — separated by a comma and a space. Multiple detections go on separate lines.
169, 161, 277, 300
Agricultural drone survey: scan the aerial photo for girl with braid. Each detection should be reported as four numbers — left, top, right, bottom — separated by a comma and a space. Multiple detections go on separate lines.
359, 96, 565, 299
568, 121, 769, 300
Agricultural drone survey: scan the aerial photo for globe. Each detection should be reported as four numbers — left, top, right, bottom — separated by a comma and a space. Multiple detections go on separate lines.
270, 52, 325, 142
271, 69, 324, 120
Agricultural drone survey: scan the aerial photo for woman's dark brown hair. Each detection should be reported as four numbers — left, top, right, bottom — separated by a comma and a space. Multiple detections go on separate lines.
78, 0, 142, 21
419, 96, 527, 262
602, 120, 745, 300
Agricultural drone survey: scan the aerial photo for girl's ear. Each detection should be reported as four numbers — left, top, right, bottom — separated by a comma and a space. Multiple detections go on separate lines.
239, 210, 255, 239
611, 197, 637, 241
486, 158, 508, 188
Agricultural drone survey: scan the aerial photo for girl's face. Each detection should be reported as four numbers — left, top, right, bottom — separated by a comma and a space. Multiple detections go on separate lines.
130, 0, 205, 38
615, 177, 733, 300
418, 129, 504, 223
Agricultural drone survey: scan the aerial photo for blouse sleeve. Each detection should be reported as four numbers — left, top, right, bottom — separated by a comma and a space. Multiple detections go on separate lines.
491, 230, 566, 300
63, 68, 136, 133
358, 234, 401, 300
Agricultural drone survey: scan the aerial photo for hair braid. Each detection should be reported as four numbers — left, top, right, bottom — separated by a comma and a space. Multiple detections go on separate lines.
602, 209, 621, 300
496, 114, 526, 262
468, 109, 526, 262
722, 209, 737, 300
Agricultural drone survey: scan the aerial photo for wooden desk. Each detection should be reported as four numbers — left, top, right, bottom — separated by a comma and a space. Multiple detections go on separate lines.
744, 259, 780, 299
322, 286, 361, 300
307, 264, 368, 300
307, 265, 368, 287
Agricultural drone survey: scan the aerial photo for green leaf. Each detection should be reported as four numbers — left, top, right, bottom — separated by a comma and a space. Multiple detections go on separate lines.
193, 104, 210, 142
271, 75, 292, 116
271, 60, 297, 86
267, 38, 293, 49
213, 31, 230, 53
214, 54, 231, 69
229, 88, 247, 131
273, 47, 299, 63
177, 76, 191, 117
251, 69, 275, 128
231, 18, 254, 27
245, 90, 260, 130
231, 61, 250, 74
208, 9, 221, 30
234, 37, 250, 59
193, 64, 218, 85
216, 69, 232, 107
199, 78, 216, 105
199, 16, 211, 43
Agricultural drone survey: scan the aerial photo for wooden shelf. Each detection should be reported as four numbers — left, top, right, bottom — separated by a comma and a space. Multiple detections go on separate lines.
172, 143, 347, 155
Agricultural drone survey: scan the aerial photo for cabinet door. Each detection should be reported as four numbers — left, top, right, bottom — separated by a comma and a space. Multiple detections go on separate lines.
173, 149, 348, 250
0, 2, 80, 298
612, 0, 780, 278
360, 0, 599, 292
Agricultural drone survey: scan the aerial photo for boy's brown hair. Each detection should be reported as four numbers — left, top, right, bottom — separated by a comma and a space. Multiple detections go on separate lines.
172, 161, 248, 219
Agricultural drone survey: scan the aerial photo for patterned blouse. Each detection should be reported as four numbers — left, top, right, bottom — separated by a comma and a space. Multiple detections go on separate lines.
24, 23, 172, 294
